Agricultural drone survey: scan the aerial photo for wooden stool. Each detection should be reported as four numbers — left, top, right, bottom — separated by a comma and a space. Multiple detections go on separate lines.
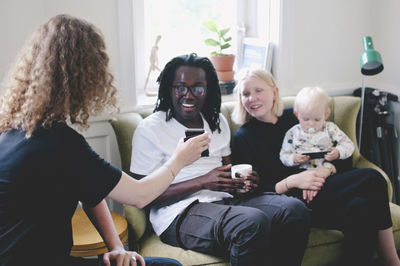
70, 209, 128, 257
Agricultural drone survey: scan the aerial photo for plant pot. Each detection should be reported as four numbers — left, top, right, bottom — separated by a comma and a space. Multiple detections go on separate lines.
210, 55, 235, 82
216, 71, 235, 82
210, 55, 235, 72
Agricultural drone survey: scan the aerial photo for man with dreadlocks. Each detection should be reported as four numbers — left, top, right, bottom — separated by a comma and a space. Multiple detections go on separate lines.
130, 54, 311, 266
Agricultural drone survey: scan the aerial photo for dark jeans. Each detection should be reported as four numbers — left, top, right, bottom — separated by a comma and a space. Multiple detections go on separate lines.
67, 256, 182, 266
304, 168, 392, 266
160, 192, 310, 266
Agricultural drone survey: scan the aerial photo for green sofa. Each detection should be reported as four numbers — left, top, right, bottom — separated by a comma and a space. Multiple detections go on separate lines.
109, 96, 400, 266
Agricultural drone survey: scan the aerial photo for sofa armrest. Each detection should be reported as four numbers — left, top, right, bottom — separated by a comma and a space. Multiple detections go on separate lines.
329, 96, 393, 202
124, 205, 147, 249
109, 113, 143, 175
109, 113, 147, 249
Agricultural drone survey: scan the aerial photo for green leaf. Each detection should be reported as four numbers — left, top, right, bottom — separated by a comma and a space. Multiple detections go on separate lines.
202, 20, 218, 33
220, 28, 230, 37
205, 39, 220, 46
210, 51, 218, 56
220, 43, 231, 50
223, 36, 232, 42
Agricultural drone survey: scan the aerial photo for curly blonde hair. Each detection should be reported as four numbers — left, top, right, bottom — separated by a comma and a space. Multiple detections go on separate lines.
0, 14, 118, 137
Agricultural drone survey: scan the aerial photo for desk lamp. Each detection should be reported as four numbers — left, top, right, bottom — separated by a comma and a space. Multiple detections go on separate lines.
358, 36, 384, 149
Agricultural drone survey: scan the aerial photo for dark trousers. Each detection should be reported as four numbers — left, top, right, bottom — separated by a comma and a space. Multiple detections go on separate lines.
67, 256, 182, 266
160, 193, 310, 266
305, 168, 392, 266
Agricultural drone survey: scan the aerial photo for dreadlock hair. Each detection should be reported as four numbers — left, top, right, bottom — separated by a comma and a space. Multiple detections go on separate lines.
154, 53, 221, 133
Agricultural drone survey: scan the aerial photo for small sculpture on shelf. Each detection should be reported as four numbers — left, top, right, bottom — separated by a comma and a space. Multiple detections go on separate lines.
144, 35, 162, 96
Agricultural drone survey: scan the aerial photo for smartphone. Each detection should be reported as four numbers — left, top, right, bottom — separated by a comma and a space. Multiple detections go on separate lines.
301, 151, 329, 159
184, 129, 209, 157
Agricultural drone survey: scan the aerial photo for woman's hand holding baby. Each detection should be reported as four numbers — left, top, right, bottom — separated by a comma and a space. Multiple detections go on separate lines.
288, 170, 326, 191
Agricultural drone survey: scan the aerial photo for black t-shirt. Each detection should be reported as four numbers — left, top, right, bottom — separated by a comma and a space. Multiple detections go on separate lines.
0, 123, 121, 265
232, 108, 301, 192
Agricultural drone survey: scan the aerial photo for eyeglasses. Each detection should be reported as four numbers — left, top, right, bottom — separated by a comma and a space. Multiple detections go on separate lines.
173, 85, 207, 97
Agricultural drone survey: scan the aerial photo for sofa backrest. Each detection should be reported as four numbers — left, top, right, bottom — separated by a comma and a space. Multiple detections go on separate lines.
111, 96, 363, 174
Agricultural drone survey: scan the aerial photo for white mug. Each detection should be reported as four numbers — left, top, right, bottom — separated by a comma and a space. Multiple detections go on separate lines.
231, 164, 252, 193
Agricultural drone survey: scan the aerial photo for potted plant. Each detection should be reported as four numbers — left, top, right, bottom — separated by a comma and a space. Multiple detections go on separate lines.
203, 20, 235, 82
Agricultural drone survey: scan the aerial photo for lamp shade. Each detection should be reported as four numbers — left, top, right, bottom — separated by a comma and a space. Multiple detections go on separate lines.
360, 36, 383, 75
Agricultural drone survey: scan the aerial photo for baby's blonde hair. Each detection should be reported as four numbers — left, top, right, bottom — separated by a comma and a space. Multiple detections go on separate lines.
232, 69, 283, 124
294, 86, 329, 114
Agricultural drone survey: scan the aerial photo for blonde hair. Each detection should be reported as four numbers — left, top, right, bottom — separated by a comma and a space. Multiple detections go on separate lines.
294, 86, 329, 114
232, 69, 283, 124
0, 14, 118, 137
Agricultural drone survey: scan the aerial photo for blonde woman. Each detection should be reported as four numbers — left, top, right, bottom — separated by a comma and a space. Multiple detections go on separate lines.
0, 15, 209, 266
231, 68, 400, 266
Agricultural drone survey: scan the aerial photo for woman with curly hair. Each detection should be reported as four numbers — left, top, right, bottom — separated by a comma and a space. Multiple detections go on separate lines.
130, 53, 311, 266
0, 15, 210, 266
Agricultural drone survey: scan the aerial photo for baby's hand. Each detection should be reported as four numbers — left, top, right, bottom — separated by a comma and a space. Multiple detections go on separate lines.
324, 147, 339, 161
294, 153, 310, 164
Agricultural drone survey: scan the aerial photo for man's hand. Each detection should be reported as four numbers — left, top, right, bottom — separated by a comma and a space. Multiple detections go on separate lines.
243, 170, 259, 193
200, 164, 244, 193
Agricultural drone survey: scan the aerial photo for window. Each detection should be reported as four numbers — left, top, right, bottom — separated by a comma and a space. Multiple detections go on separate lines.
140, 0, 238, 103
144, 0, 237, 72
117, 0, 276, 109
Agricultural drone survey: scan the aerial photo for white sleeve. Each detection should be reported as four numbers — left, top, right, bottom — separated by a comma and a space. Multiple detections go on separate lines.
279, 127, 297, 167
219, 113, 231, 157
327, 122, 355, 159
130, 123, 164, 175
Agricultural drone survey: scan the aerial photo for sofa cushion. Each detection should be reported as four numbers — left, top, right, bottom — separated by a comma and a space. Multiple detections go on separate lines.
140, 234, 229, 266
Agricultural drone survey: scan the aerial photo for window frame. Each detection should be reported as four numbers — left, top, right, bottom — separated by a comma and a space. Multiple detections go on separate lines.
117, 0, 276, 109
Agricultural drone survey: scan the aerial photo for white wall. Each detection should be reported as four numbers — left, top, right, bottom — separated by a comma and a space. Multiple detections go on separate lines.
369, 0, 400, 94
273, 0, 400, 97
0, 0, 45, 83
0, 0, 122, 98
2, 0, 399, 99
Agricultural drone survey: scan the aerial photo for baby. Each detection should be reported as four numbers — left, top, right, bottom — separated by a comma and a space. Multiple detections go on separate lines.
280, 86, 355, 172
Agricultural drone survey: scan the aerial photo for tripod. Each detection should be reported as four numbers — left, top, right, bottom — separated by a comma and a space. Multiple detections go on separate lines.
356, 88, 399, 203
